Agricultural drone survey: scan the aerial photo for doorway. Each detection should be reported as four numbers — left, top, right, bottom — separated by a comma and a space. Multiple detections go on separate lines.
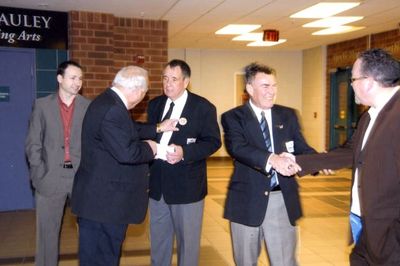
0, 47, 36, 211
329, 67, 366, 149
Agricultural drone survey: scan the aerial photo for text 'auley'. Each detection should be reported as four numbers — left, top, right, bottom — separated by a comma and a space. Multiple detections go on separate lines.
0, 13, 52, 29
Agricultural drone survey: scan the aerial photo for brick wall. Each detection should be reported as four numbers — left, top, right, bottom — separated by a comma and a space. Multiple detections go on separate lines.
325, 28, 400, 146
68, 11, 168, 121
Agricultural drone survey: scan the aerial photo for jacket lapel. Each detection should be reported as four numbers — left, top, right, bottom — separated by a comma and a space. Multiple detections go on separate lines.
244, 103, 266, 149
271, 107, 284, 153
49, 94, 64, 143
362, 89, 400, 151
157, 96, 169, 122
70, 95, 86, 145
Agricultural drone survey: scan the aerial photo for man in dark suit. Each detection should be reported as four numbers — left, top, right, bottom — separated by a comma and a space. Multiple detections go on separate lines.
25, 60, 90, 266
221, 62, 314, 266
71, 66, 177, 266
147, 59, 221, 266
297, 48, 400, 265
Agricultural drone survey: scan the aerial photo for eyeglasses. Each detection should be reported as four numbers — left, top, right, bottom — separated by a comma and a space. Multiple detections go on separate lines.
349, 76, 367, 84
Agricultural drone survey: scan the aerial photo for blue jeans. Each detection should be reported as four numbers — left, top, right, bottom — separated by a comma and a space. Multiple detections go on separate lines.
78, 217, 128, 266
350, 212, 363, 244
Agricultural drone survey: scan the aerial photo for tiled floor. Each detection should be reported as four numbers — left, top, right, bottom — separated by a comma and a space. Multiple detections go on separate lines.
0, 159, 353, 265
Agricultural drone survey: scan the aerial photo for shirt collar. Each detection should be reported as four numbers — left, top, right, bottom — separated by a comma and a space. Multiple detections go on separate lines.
111, 86, 128, 109
249, 99, 272, 121
166, 89, 188, 108
58, 93, 75, 109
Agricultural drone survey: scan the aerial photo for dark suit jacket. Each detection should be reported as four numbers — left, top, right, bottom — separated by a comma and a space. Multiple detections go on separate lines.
221, 103, 315, 227
297, 90, 400, 263
147, 91, 221, 204
25, 93, 90, 196
71, 89, 156, 224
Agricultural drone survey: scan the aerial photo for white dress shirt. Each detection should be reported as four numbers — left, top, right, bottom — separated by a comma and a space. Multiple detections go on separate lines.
156, 90, 188, 160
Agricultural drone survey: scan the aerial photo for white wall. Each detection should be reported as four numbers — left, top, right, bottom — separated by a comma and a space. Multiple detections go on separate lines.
302, 46, 326, 152
169, 48, 303, 156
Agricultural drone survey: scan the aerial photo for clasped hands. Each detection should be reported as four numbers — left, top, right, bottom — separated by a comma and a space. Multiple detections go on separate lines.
269, 152, 301, 176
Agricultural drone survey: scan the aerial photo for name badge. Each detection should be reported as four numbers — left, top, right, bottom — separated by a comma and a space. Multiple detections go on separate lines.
285, 141, 294, 153
187, 138, 196, 144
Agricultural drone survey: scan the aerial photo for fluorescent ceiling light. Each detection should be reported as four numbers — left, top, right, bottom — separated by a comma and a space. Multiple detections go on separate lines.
215, 24, 261, 35
312, 26, 365, 35
303, 16, 363, 27
232, 33, 263, 41
290, 2, 361, 18
247, 39, 287, 47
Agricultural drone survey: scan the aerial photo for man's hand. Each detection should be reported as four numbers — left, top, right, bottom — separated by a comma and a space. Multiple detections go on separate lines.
158, 119, 179, 133
269, 153, 301, 176
279, 152, 296, 162
144, 140, 157, 156
166, 144, 183, 164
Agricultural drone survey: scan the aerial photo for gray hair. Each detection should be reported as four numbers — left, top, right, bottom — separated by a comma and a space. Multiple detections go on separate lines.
358, 48, 400, 87
113, 66, 148, 91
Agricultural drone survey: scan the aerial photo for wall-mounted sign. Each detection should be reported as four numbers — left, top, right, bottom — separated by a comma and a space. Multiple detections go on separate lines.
0, 86, 10, 102
0, 6, 68, 49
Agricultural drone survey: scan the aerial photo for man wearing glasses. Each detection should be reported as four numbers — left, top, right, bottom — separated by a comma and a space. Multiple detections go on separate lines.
297, 48, 400, 265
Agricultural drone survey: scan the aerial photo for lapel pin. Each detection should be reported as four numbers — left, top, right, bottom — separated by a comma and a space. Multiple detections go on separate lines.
179, 117, 187, 126
277, 124, 284, 129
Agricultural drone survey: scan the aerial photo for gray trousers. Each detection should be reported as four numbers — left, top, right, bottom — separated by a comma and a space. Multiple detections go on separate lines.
231, 191, 298, 266
149, 197, 204, 266
34, 168, 74, 266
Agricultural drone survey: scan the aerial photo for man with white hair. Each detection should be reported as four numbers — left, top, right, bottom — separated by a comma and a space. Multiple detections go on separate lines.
71, 66, 178, 266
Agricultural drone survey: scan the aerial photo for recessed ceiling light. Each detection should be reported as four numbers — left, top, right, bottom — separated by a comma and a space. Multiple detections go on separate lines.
303, 16, 363, 28
232, 33, 263, 41
247, 39, 287, 47
290, 2, 361, 18
215, 24, 261, 35
312, 26, 365, 35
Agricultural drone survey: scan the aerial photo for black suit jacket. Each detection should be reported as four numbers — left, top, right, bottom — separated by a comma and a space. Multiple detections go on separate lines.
71, 89, 156, 224
221, 103, 315, 226
147, 91, 221, 204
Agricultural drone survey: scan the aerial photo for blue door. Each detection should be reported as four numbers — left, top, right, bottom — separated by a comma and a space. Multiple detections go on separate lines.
0, 47, 35, 211
329, 67, 367, 149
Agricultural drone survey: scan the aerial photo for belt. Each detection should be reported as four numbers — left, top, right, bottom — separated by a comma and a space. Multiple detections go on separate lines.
63, 161, 73, 169
271, 185, 281, 191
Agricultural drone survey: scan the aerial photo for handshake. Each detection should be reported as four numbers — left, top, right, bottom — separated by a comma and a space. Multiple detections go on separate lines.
269, 152, 335, 176
269, 152, 301, 176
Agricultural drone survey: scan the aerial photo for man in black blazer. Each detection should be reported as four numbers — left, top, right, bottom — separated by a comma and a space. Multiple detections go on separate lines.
71, 66, 177, 266
147, 59, 221, 266
221, 63, 314, 266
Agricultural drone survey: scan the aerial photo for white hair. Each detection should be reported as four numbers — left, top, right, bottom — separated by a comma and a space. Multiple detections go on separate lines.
113, 66, 148, 91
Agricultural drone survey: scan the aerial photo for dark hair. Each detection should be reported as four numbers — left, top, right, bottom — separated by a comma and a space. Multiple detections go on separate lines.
56, 60, 82, 76
358, 48, 400, 87
244, 62, 276, 84
165, 59, 191, 78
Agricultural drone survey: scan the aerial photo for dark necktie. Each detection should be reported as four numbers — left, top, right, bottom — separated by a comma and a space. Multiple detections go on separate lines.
260, 111, 278, 188
162, 102, 175, 121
